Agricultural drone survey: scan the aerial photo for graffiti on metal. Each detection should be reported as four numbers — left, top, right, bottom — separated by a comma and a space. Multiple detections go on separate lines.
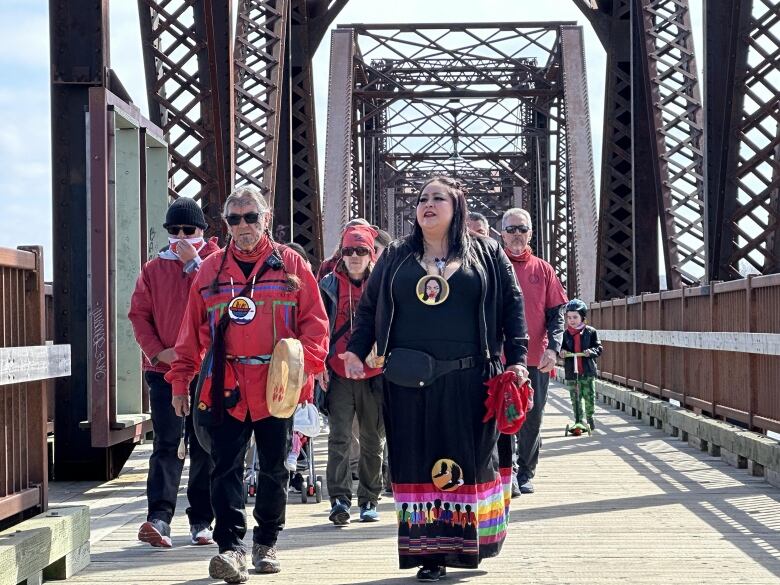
91, 304, 107, 382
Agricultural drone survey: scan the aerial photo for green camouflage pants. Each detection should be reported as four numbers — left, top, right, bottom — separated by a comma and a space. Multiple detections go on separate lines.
565, 376, 596, 423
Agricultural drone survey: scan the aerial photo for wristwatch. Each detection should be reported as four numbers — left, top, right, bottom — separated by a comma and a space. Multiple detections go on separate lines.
149, 354, 160, 366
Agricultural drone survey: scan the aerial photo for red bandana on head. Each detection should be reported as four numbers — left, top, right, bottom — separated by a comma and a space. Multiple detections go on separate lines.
341, 225, 378, 262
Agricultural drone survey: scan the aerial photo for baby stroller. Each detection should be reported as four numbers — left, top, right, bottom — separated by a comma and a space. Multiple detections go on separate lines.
244, 402, 323, 503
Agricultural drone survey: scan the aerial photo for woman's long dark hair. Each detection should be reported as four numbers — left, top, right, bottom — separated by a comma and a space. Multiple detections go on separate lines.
408, 175, 474, 266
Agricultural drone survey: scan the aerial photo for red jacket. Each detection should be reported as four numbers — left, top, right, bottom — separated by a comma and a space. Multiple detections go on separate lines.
165, 239, 329, 422
320, 270, 382, 379
316, 253, 339, 282
128, 238, 220, 373
507, 249, 567, 367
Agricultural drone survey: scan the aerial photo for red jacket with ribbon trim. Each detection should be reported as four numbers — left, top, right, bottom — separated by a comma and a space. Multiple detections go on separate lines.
128, 237, 220, 374
165, 239, 329, 422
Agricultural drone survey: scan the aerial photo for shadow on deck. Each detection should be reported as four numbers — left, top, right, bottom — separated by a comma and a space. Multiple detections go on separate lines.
49, 384, 780, 584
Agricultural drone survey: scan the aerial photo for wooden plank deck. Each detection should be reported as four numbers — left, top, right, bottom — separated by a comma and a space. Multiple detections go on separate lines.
50, 383, 780, 584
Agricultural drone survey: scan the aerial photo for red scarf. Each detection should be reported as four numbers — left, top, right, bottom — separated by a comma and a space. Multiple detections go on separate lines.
567, 324, 586, 374
504, 246, 532, 263
482, 371, 534, 435
230, 235, 272, 264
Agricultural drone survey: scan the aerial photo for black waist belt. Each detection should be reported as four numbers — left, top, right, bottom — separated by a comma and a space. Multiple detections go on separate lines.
435, 355, 481, 377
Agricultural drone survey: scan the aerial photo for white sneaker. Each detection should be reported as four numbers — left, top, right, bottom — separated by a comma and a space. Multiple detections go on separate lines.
138, 519, 172, 548
284, 452, 298, 472
190, 524, 214, 545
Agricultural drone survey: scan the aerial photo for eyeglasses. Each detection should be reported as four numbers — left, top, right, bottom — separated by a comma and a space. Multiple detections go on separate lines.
166, 225, 197, 236
225, 212, 260, 226
503, 224, 531, 234
341, 247, 371, 257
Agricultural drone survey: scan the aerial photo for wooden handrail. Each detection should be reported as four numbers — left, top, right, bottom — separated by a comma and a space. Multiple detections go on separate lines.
0, 247, 36, 270
0, 245, 51, 524
589, 276, 780, 435
0, 345, 71, 386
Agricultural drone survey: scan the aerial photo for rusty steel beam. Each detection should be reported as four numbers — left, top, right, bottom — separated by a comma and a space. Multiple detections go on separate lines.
49, 0, 140, 480
288, 0, 323, 257
322, 28, 354, 255
578, 0, 706, 297
561, 25, 599, 302
138, 0, 234, 238
637, 0, 706, 288
268, 0, 344, 258
335, 23, 596, 297
706, 0, 780, 280
49, 0, 112, 481
630, 1, 665, 298
529, 108, 551, 261
354, 25, 541, 228
234, 0, 288, 199
550, 95, 570, 293
576, 0, 638, 300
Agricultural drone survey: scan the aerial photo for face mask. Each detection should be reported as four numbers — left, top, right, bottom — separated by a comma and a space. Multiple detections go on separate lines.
168, 236, 205, 256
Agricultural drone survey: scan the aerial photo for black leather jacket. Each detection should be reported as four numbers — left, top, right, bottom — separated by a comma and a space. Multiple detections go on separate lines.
346, 236, 529, 366
561, 325, 603, 379
318, 272, 340, 335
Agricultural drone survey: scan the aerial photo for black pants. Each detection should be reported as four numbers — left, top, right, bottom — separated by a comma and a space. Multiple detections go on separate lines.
512, 367, 549, 482
209, 413, 292, 553
145, 371, 213, 526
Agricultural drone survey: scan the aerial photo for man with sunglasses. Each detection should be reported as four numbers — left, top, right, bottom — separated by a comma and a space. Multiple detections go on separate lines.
167, 186, 329, 582
129, 197, 220, 549
501, 208, 567, 498
318, 224, 385, 526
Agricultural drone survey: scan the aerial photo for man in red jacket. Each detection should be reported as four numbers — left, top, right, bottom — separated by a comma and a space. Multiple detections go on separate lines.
128, 197, 220, 549
501, 208, 568, 497
167, 186, 329, 583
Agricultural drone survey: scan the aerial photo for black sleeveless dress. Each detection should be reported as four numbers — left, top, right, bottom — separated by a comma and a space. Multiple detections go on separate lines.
385, 258, 510, 570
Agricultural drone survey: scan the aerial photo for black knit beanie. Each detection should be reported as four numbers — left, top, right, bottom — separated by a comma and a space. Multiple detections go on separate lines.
164, 197, 208, 229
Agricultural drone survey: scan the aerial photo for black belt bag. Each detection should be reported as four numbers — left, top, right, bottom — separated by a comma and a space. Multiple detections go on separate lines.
383, 348, 480, 388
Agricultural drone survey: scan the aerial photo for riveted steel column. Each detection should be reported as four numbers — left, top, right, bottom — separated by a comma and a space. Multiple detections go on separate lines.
322, 28, 355, 256
561, 25, 599, 302
49, 0, 112, 480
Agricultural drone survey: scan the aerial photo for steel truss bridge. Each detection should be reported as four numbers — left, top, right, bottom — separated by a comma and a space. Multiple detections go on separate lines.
46, 0, 780, 477
320, 22, 598, 300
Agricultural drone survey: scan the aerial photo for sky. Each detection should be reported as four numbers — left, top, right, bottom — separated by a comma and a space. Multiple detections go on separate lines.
0, 0, 704, 279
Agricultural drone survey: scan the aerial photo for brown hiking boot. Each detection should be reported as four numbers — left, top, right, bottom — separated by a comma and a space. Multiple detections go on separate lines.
208, 550, 248, 583
252, 543, 281, 574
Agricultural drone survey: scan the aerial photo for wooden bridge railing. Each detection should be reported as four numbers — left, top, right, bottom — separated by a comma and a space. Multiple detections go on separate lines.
0, 246, 70, 525
589, 274, 780, 435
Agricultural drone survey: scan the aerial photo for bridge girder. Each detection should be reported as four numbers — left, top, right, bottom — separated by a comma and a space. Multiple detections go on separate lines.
323, 23, 599, 300
706, 0, 780, 280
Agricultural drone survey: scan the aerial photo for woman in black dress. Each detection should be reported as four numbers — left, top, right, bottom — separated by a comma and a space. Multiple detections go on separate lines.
341, 176, 528, 582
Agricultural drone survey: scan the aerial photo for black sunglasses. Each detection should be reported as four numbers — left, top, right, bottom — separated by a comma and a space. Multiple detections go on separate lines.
341, 247, 371, 257
503, 224, 530, 234
166, 225, 197, 236
225, 212, 260, 226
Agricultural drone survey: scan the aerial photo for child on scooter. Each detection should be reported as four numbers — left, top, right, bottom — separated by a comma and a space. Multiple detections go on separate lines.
559, 299, 603, 431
